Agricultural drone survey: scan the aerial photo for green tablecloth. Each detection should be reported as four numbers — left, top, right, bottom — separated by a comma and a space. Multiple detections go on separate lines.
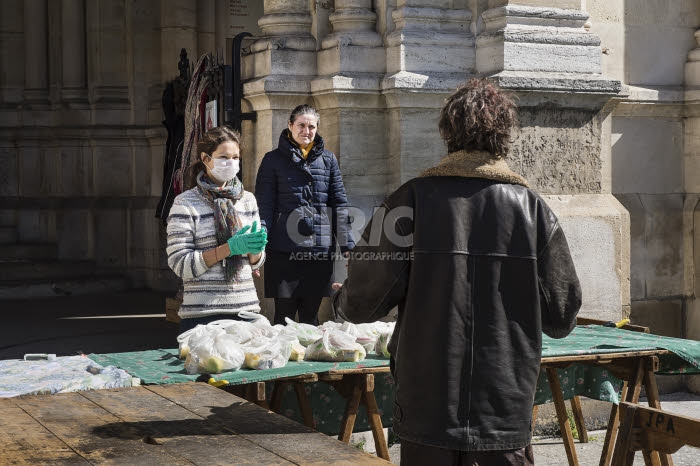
541, 325, 700, 374
88, 351, 391, 385
534, 325, 700, 405
89, 350, 393, 435
89, 325, 700, 435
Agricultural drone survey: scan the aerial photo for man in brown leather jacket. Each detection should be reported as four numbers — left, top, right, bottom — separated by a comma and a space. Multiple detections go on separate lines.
333, 78, 582, 465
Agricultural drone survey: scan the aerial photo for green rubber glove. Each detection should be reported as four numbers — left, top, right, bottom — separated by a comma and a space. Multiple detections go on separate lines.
246, 221, 267, 254
227, 224, 251, 256
227, 221, 268, 257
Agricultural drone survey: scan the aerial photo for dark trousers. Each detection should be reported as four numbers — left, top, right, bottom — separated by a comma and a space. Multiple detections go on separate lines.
400, 440, 534, 466
274, 296, 322, 325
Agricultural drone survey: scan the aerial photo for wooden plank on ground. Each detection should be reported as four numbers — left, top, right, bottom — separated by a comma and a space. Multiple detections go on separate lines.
82, 386, 291, 465
0, 397, 88, 464
146, 383, 391, 465
0, 449, 90, 465
12, 390, 192, 465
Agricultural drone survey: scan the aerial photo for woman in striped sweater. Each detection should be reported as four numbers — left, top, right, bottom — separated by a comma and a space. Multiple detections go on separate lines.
167, 126, 267, 332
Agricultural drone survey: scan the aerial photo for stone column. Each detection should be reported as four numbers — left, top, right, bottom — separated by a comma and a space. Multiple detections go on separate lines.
241, 0, 317, 321
215, 0, 228, 54
242, 0, 317, 185
685, 29, 700, 392
313, 0, 386, 205
61, 0, 88, 103
311, 1, 389, 300
476, 0, 627, 322
197, 0, 216, 58
383, 1, 474, 190
0, 0, 25, 112
86, 0, 130, 123
160, 1, 197, 90
23, 0, 49, 105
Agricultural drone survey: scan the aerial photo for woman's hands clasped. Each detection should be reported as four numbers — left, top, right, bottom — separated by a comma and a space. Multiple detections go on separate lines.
227, 221, 268, 256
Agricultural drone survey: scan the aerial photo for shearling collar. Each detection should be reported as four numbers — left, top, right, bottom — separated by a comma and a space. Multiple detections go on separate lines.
419, 150, 529, 187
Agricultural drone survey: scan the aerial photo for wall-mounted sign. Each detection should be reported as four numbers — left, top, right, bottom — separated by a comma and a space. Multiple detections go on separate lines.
229, 0, 263, 37
205, 100, 218, 131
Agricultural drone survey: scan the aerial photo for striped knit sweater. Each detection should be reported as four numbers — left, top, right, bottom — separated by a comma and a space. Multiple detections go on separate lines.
166, 187, 265, 319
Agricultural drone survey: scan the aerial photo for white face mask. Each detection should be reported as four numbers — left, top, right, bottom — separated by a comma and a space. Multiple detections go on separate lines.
209, 158, 240, 182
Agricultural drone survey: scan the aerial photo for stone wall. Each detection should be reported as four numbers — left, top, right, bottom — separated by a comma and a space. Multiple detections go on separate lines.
0, 0, 234, 292
587, 0, 700, 391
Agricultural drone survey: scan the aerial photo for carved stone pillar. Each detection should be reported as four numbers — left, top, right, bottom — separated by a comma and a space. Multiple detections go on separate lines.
474, 0, 626, 322
318, 0, 383, 75
61, 0, 87, 103
0, 0, 25, 109
478, 3, 599, 75
686, 30, 700, 87
383, 1, 474, 190
86, 0, 130, 118
312, 0, 385, 204
242, 0, 317, 185
197, 0, 216, 58
23, 0, 49, 104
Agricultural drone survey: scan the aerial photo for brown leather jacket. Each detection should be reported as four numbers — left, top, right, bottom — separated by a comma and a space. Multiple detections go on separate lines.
334, 152, 582, 451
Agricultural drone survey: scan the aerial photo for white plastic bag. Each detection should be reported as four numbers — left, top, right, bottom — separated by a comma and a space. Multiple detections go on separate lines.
374, 329, 394, 359
184, 333, 245, 374
177, 324, 225, 360
278, 333, 306, 361
305, 329, 367, 362
223, 321, 266, 345
340, 322, 379, 354
284, 317, 323, 346
242, 336, 291, 370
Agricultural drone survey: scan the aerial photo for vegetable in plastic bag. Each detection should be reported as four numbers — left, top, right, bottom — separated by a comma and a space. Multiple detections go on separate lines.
184, 333, 245, 374
305, 329, 367, 362
375, 328, 394, 358
177, 324, 225, 360
242, 336, 291, 370
278, 334, 306, 361
284, 317, 323, 347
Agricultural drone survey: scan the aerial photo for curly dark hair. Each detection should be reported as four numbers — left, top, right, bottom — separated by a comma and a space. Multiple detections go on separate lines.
438, 78, 517, 157
185, 125, 241, 190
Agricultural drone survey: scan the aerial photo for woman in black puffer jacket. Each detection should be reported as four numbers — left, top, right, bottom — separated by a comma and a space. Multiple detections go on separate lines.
255, 104, 354, 325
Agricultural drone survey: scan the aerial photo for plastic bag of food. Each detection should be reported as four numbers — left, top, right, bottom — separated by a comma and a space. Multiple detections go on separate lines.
320, 321, 342, 332
340, 321, 379, 353
242, 336, 291, 370
284, 317, 323, 347
223, 321, 267, 345
177, 324, 225, 360
375, 328, 394, 358
305, 329, 366, 362
184, 333, 245, 374
278, 334, 306, 361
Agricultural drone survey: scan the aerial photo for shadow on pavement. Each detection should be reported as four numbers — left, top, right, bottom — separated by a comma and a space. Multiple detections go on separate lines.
0, 290, 180, 360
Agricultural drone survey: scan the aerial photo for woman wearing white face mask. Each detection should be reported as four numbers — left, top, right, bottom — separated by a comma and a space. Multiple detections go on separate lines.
166, 126, 267, 332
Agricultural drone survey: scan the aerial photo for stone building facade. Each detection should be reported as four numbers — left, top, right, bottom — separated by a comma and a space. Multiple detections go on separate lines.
0, 0, 698, 388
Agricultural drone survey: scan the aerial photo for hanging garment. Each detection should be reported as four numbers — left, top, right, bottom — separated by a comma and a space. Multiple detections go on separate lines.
156, 78, 187, 223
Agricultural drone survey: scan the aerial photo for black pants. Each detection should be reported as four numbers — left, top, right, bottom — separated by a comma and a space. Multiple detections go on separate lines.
274, 296, 322, 325
400, 440, 534, 466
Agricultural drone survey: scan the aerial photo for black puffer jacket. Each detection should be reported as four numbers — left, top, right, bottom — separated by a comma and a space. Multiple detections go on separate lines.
334, 151, 581, 451
255, 130, 354, 253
